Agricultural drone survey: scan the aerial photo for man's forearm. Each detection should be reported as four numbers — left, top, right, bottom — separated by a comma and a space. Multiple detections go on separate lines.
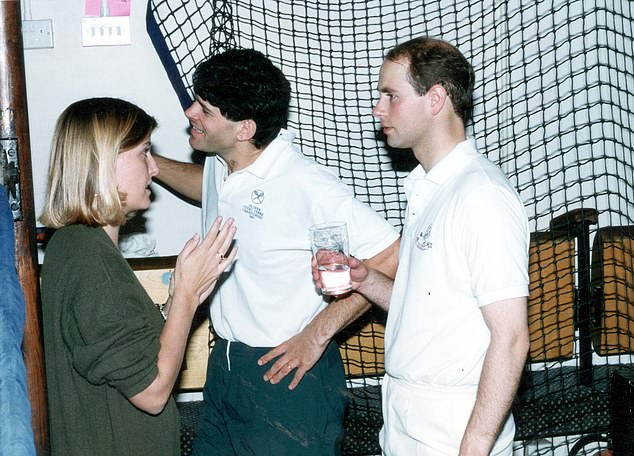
304, 292, 371, 346
356, 237, 399, 311
153, 154, 204, 202
459, 299, 529, 455
459, 340, 526, 455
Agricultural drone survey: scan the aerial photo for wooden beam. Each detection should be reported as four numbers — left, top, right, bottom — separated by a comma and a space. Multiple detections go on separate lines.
0, 1, 48, 453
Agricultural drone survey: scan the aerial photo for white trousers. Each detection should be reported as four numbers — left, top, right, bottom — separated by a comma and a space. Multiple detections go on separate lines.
379, 374, 514, 456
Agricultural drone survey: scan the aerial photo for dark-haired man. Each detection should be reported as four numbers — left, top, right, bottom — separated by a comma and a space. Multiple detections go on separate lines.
153, 48, 399, 455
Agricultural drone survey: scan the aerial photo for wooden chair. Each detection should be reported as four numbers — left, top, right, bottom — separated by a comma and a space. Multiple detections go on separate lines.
591, 225, 634, 355
527, 229, 576, 362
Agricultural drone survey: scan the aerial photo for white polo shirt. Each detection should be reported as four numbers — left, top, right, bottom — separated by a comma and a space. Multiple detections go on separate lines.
385, 139, 529, 387
202, 129, 399, 347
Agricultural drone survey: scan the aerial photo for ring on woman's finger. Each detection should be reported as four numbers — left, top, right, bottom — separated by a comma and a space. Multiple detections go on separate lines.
286, 364, 293, 371
216, 252, 224, 260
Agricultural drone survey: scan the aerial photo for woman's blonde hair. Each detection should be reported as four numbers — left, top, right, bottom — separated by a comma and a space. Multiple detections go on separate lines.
40, 97, 157, 228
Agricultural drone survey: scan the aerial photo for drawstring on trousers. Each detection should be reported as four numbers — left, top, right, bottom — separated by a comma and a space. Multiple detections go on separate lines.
225, 340, 231, 371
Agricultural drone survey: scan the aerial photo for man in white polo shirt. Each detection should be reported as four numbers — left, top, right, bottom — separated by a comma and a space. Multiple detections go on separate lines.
153, 48, 399, 455
321, 37, 530, 455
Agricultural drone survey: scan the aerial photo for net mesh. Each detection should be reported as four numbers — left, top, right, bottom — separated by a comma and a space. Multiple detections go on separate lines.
147, 0, 634, 454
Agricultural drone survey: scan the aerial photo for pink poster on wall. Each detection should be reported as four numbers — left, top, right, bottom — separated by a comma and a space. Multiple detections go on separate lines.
85, 0, 131, 17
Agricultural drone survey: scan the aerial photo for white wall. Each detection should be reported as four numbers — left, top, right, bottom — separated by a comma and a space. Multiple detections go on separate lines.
24, 0, 200, 259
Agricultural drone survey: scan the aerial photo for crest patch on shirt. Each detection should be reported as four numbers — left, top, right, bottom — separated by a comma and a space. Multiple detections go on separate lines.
416, 224, 433, 251
251, 189, 265, 204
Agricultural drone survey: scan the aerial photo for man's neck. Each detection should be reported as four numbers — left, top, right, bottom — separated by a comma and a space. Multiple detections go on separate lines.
223, 143, 265, 175
414, 123, 466, 173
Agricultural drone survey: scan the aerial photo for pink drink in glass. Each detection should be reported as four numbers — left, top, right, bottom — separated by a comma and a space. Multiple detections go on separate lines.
318, 262, 352, 295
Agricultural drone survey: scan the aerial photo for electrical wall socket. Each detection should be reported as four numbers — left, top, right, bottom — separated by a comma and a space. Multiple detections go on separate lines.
22, 19, 54, 49
82, 16, 131, 47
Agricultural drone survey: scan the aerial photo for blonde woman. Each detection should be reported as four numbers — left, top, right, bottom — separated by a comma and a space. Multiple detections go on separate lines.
40, 97, 236, 456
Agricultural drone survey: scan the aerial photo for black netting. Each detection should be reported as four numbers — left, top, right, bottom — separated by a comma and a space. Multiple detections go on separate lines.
147, 1, 634, 454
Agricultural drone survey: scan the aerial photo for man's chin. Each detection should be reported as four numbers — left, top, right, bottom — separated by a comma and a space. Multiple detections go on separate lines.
386, 137, 400, 148
188, 137, 200, 149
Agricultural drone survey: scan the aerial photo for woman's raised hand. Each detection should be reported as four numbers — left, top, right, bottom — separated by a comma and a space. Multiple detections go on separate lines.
172, 217, 237, 307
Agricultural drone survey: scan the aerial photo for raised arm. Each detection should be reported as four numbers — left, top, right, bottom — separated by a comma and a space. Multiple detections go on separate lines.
129, 217, 237, 414
152, 154, 204, 202
259, 238, 400, 389
459, 296, 529, 455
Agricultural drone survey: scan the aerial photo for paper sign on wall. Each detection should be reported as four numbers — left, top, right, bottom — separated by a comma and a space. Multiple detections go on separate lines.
85, 0, 131, 17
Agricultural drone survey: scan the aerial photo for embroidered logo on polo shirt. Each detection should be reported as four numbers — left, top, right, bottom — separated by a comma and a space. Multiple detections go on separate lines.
241, 189, 265, 219
416, 224, 432, 251
251, 189, 264, 204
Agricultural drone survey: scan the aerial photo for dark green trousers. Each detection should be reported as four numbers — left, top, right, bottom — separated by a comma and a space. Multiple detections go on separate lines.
192, 338, 347, 456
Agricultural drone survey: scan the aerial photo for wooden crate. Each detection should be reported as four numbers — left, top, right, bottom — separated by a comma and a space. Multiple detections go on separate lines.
338, 316, 385, 378
527, 232, 576, 361
591, 227, 634, 355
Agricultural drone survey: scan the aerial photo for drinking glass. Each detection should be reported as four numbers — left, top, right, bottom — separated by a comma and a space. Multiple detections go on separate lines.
309, 222, 352, 296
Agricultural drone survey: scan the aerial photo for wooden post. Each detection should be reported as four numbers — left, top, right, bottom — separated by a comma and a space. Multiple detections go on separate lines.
0, 1, 48, 454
